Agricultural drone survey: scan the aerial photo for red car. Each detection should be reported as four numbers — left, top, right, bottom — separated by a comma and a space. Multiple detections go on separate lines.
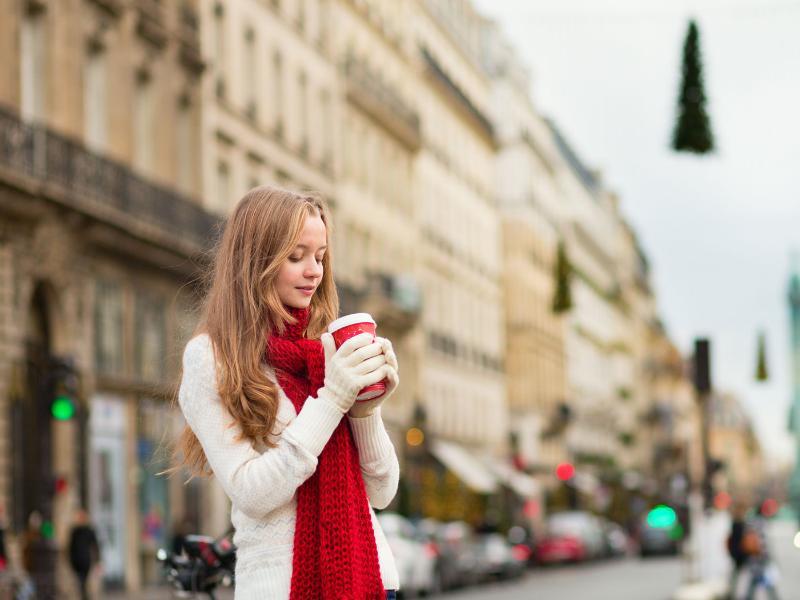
534, 534, 586, 564
534, 512, 605, 565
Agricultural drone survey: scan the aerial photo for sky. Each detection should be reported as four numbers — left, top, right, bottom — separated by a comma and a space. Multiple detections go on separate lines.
472, 0, 800, 463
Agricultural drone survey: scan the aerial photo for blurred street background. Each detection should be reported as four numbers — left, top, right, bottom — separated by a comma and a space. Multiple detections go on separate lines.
1, 0, 799, 598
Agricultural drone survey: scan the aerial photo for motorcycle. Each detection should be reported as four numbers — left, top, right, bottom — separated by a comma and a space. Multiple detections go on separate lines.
157, 529, 236, 599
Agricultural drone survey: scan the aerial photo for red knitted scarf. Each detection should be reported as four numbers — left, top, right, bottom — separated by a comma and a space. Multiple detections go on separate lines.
265, 307, 384, 599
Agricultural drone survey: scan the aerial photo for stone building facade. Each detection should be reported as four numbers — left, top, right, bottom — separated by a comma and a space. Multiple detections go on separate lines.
0, 0, 212, 595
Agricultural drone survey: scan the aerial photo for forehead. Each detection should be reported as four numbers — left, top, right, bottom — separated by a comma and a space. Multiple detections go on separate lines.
296, 213, 327, 247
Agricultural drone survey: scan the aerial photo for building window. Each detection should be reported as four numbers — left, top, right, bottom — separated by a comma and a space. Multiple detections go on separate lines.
216, 160, 230, 213
94, 280, 124, 376
297, 0, 306, 32
176, 99, 194, 194
133, 73, 154, 173
213, 3, 226, 98
298, 71, 308, 156
273, 51, 284, 138
134, 292, 166, 383
243, 28, 257, 119
84, 48, 108, 152
138, 397, 171, 582
20, 10, 47, 122
320, 89, 331, 167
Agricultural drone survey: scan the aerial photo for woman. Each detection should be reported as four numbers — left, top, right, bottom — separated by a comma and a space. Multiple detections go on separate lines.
176, 186, 400, 599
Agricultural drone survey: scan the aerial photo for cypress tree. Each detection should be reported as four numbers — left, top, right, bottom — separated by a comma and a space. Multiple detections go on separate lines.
755, 331, 769, 382
552, 241, 573, 313
672, 20, 715, 154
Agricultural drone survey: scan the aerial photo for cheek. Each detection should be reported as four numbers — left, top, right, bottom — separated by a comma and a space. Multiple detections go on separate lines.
277, 265, 294, 287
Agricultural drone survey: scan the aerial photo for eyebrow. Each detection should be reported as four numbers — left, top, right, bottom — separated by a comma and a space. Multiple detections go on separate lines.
295, 244, 327, 251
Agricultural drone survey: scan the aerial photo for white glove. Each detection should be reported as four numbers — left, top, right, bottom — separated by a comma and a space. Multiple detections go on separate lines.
316, 332, 388, 414
348, 337, 399, 418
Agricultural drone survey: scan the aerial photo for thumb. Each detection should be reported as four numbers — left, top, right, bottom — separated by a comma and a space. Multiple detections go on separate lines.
320, 332, 336, 363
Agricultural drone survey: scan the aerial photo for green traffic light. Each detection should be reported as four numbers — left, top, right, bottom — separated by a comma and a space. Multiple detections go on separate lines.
41, 520, 54, 539
51, 395, 76, 420
646, 504, 677, 529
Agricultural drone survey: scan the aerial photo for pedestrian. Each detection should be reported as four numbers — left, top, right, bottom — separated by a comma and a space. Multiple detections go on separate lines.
173, 186, 401, 599
17, 512, 40, 600
743, 501, 780, 600
67, 507, 100, 600
726, 502, 748, 598
170, 517, 193, 557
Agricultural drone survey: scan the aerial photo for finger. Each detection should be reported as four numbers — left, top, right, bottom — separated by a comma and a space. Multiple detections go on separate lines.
345, 341, 384, 367
320, 333, 336, 363
377, 337, 398, 371
354, 354, 387, 375
335, 333, 374, 357
359, 364, 390, 387
384, 364, 399, 387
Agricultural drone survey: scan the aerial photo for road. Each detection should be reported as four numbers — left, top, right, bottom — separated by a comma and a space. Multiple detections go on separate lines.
430, 556, 683, 600
107, 519, 800, 600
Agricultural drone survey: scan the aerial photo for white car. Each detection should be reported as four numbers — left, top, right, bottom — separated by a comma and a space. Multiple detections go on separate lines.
377, 512, 439, 597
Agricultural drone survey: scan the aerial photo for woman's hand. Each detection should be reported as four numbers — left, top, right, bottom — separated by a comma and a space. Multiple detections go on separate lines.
317, 332, 388, 414
348, 337, 399, 418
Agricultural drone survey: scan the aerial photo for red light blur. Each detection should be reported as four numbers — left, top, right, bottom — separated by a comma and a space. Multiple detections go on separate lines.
556, 463, 575, 481
523, 499, 540, 519
512, 544, 531, 562
423, 542, 439, 558
54, 477, 68, 495
713, 491, 731, 510
761, 498, 779, 517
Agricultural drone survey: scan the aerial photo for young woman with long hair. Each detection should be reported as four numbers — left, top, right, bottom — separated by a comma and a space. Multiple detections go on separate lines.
175, 186, 400, 599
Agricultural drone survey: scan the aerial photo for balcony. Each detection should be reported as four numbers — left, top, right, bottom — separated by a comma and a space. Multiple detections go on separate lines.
135, 0, 168, 49
343, 55, 421, 152
421, 47, 496, 149
361, 272, 422, 334
178, 2, 204, 75
0, 104, 218, 257
87, 0, 123, 17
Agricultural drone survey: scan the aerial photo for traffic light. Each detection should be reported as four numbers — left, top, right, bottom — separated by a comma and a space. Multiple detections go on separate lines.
50, 357, 79, 421
556, 462, 575, 481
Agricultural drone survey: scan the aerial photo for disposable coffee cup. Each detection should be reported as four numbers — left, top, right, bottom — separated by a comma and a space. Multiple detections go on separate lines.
327, 313, 387, 401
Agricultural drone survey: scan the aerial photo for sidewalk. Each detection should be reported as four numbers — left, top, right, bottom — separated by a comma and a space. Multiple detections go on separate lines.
673, 517, 800, 600
105, 585, 234, 599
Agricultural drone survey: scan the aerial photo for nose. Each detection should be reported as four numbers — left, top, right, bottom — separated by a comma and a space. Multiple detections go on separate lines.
304, 258, 323, 279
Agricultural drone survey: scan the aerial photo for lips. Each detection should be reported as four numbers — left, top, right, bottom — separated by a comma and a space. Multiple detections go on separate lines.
296, 286, 315, 291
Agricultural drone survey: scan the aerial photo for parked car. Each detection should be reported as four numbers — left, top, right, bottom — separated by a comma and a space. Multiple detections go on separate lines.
637, 515, 681, 557
474, 532, 526, 581
507, 525, 537, 568
535, 511, 606, 565
429, 520, 482, 590
600, 519, 629, 558
377, 512, 438, 597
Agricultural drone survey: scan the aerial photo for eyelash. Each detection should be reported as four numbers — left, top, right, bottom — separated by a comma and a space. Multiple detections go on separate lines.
289, 256, 324, 264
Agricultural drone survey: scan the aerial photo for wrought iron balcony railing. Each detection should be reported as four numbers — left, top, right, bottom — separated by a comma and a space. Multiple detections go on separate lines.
343, 55, 421, 151
0, 104, 219, 255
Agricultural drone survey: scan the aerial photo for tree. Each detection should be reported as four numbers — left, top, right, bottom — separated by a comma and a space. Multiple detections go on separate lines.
672, 20, 715, 154
755, 331, 769, 382
552, 241, 573, 313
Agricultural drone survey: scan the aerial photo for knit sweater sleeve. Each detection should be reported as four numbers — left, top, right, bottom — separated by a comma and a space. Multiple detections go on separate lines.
178, 334, 344, 519
347, 408, 400, 509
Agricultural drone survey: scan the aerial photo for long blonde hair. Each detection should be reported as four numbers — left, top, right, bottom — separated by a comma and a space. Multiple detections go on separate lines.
176, 186, 338, 476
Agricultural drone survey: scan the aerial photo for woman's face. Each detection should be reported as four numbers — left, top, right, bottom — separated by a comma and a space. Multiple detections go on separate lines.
276, 212, 327, 309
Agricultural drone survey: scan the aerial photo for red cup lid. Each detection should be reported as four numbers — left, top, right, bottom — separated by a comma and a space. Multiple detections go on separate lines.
327, 313, 375, 333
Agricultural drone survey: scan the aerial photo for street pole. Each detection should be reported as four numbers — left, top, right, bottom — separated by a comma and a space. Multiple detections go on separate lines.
686, 338, 713, 584
694, 339, 713, 509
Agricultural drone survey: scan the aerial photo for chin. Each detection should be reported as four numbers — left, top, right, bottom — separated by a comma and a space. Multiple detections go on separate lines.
287, 296, 313, 309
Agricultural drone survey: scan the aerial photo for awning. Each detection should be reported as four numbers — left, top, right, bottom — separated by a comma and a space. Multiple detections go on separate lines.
490, 460, 541, 498
429, 439, 499, 494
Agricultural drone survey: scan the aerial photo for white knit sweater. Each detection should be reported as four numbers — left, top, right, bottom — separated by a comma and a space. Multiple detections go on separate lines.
178, 334, 400, 599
